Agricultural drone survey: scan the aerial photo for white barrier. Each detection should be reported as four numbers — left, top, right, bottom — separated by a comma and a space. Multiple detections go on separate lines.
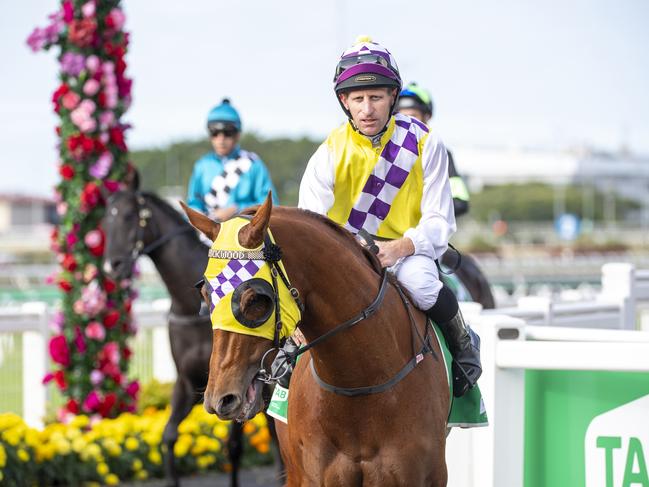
483, 262, 649, 330
447, 318, 649, 487
0, 300, 174, 428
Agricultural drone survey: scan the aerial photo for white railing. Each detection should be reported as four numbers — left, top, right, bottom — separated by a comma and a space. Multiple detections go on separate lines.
0, 300, 174, 428
1, 263, 648, 431
446, 317, 649, 487
482, 262, 649, 330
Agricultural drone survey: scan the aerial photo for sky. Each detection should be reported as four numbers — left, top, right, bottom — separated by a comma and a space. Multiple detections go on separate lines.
2, 0, 649, 196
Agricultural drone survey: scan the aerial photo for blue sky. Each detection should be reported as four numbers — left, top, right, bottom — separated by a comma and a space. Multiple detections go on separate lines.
2, 0, 648, 195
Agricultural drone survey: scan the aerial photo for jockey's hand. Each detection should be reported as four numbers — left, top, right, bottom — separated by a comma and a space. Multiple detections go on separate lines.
376, 238, 415, 268
209, 206, 238, 222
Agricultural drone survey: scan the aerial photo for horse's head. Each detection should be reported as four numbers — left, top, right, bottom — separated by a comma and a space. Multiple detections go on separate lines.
181, 194, 298, 421
103, 168, 143, 280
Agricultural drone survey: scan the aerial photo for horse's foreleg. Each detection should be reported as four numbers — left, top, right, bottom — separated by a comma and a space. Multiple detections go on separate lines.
162, 379, 199, 487
228, 421, 243, 487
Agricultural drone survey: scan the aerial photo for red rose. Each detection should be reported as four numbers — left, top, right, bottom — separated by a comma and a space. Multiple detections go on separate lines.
58, 278, 72, 292
59, 164, 75, 180
53, 370, 67, 390
99, 392, 117, 417
103, 180, 120, 193
61, 254, 77, 272
109, 127, 127, 151
115, 58, 127, 76
51, 83, 70, 112
66, 398, 80, 415
68, 18, 97, 48
49, 335, 70, 366
80, 182, 102, 212
125, 380, 140, 398
103, 278, 117, 293
122, 346, 132, 360
103, 310, 120, 329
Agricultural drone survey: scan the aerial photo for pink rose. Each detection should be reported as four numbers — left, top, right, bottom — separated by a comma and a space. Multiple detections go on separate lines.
49, 335, 70, 366
86, 55, 100, 73
83, 79, 100, 96
108, 8, 126, 30
74, 326, 87, 353
125, 380, 140, 398
81, 1, 96, 18
83, 390, 101, 412
90, 369, 104, 385
85, 321, 106, 340
61, 92, 80, 110
84, 229, 103, 248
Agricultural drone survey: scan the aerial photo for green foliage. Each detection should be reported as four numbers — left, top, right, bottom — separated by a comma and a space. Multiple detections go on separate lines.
137, 380, 174, 413
131, 133, 320, 205
470, 183, 641, 222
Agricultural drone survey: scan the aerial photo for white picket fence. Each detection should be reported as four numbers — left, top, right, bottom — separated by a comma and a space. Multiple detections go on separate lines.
1, 261, 648, 456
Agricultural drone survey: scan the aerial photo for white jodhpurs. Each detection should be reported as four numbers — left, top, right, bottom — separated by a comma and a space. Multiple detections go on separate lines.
389, 254, 442, 310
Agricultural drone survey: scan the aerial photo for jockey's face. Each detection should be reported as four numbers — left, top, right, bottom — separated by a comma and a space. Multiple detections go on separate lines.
210, 130, 240, 157
340, 87, 397, 136
398, 107, 431, 125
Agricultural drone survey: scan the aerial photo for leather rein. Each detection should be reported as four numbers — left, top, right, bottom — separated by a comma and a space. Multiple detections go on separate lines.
252, 229, 436, 397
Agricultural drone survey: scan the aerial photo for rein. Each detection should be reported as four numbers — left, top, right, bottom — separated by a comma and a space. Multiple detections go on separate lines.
244, 228, 436, 396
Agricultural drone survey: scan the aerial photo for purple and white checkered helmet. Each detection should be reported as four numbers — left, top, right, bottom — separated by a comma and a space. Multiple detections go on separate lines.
333, 36, 402, 95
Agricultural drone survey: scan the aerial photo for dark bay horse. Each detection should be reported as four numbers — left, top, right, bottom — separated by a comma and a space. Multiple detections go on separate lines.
183, 195, 450, 486
102, 177, 281, 487
441, 251, 496, 309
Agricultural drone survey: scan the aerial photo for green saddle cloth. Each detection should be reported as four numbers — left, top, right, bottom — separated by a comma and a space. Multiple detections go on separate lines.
267, 323, 488, 428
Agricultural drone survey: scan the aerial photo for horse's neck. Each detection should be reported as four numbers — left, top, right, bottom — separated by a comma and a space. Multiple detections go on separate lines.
146, 201, 207, 315
279, 218, 415, 386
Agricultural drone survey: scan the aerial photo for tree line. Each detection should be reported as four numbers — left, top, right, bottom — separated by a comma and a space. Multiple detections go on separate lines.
132, 135, 640, 222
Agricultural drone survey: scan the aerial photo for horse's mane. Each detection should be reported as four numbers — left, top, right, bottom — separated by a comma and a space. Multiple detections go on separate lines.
142, 192, 192, 227
241, 205, 383, 275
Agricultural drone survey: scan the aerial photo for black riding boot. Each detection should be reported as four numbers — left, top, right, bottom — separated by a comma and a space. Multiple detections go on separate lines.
270, 337, 299, 388
427, 285, 482, 397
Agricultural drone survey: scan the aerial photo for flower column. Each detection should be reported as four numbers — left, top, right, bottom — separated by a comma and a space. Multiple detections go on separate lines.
28, 0, 139, 419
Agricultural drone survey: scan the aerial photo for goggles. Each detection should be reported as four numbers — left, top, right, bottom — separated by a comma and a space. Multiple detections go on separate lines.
334, 53, 393, 80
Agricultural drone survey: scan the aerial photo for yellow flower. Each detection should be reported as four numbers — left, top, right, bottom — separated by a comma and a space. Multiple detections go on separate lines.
72, 437, 87, 453
17, 449, 30, 462
148, 449, 162, 465
0, 443, 6, 467
197, 454, 215, 469
135, 470, 148, 480
97, 462, 109, 476
54, 438, 71, 456
212, 424, 229, 439
2, 429, 21, 446
125, 437, 139, 451
132, 458, 143, 471
174, 440, 190, 458
70, 415, 89, 429
105, 473, 120, 485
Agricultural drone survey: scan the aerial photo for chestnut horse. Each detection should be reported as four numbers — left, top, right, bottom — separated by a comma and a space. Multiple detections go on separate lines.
183, 195, 450, 486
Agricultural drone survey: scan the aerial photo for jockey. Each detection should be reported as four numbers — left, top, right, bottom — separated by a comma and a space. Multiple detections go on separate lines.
396, 82, 470, 217
186, 98, 278, 222
296, 36, 481, 397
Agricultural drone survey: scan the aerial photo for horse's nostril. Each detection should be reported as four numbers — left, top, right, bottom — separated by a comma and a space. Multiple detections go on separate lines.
216, 394, 241, 416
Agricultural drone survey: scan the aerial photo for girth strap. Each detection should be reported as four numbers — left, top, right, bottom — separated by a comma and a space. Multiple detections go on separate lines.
309, 336, 432, 397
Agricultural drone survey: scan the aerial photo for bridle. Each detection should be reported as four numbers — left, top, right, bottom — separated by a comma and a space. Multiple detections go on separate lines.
216, 225, 436, 397
107, 192, 195, 274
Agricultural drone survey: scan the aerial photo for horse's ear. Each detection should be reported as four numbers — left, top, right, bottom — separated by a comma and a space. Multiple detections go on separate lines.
239, 192, 273, 248
179, 201, 221, 241
125, 164, 140, 191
